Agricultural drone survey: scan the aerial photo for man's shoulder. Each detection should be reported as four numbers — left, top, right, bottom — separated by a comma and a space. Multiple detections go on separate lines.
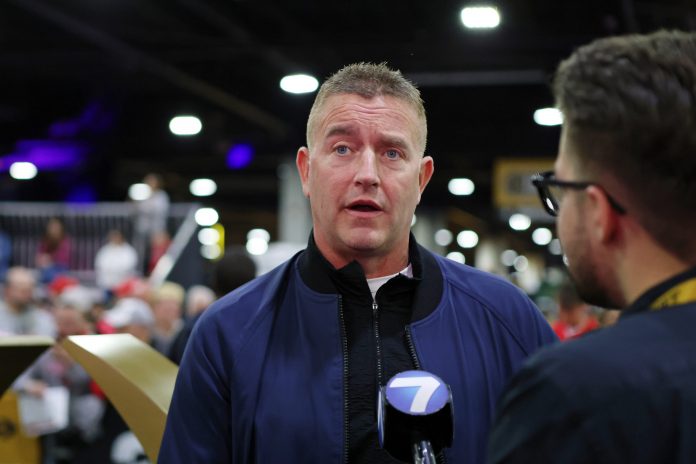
433, 252, 525, 297
196, 257, 296, 334
432, 252, 537, 314
527, 306, 696, 392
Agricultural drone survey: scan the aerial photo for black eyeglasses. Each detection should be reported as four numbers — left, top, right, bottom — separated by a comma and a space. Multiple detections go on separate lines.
531, 170, 627, 217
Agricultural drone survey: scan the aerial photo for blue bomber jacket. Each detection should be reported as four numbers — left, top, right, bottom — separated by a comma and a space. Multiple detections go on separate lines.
159, 242, 556, 463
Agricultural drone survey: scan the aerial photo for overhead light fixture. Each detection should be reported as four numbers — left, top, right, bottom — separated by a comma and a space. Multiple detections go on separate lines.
247, 228, 270, 243
434, 229, 454, 247
198, 227, 220, 246
460, 6, 501, 29
190, 178, 217, 197
9, 162, 38, 180
246, 237, 269, 255
457, 230, 479, 248
446, 251, 466, 264
128, 183, 151, 201
509, 213, 531, 231
533, 108, 563, 126
448, 178, 475, 196
169, 115, 202, 136
280, 74, 319, 94
194, 207, 219, 227
532, 227, 553, 245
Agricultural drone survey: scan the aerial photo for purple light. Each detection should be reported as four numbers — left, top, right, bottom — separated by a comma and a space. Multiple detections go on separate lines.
226, 143, 254, 169
65, 185, 97, 204
0, 140, 86, 172
49, 101, 115, 137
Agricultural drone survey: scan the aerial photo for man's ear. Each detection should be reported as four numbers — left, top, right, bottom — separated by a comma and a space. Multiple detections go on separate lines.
296, 147, 311, 198
585, 185, 620, 244
416, 155, 435, 204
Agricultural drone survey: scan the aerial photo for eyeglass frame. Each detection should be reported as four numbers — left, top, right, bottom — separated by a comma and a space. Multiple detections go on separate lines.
531, 170, 627, 217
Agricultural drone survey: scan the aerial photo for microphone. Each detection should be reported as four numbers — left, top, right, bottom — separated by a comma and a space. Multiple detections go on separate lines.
377, 370, 454, 463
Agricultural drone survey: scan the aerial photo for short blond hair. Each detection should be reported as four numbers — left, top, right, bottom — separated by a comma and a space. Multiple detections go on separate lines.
306, 62, 427, 152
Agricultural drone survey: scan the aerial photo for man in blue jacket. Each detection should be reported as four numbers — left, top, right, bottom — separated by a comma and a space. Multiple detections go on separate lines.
489, 30, 696, 463
160, 62, 556, 463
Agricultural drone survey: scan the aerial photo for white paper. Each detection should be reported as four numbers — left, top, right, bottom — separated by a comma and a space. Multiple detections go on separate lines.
18, 385, 69, 436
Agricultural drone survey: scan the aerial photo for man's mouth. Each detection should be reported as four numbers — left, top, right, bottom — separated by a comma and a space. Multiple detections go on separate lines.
349, 204, 379, 212
346, 200, 382, 213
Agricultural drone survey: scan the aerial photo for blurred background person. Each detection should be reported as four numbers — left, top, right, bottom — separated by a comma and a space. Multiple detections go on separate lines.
35, 217, 72, 284
148, 282, 184, 355
552, 281, 599, 341
168, 249, 256, 364
103, 297, 155, 345
18, 286, 105, 464
134, 173, 169, 275
146, 230, 171, 276
0, 266, 55, 336
94, 229, 138, 293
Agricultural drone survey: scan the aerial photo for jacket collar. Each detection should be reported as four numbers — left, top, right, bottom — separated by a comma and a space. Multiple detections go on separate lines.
297, 231, 442, 322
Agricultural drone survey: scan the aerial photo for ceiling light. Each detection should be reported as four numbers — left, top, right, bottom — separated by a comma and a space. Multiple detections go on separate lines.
509, 213, 531, 231
200, 244, 222, 260
247, 228, 270, 242
280, 74, 319, 94
128, 183, 151, 201
457, 230, 479, 248
533, 108, 563, 126
189, 178, 217, 197
460, 6, 501, 29
434, 229, 454, 247
513, 255, 529, 272
246, 237, 269, 255
448, 178, 475, 196
446, 251, 466, 264
194, 207, 219, 227
169, 115, 202, 136
500, 249, 517, 267
198, 227, 220, 246
9, 162, 37, 180
532, 227, 553, 245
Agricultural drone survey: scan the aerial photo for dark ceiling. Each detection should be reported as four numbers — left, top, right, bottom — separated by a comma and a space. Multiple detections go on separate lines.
1, 0, 694, 243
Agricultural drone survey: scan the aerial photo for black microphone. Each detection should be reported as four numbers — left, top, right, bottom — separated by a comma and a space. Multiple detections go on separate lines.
377, 370, 454, 463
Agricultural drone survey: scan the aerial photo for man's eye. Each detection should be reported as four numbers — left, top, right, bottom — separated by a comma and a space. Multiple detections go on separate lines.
335, 146, 349, 155
385, 149, 400, 160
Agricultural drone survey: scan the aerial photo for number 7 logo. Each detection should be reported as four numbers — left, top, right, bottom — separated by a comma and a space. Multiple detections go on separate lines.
388, 376, 441, 413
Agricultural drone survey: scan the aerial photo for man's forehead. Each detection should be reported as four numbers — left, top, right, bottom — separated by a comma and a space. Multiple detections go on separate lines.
312, 93, 426, 148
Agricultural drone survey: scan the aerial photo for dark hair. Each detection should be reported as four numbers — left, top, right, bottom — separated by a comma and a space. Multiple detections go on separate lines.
306, 62, 427, 151
553, 30, 696, 258
213, 247, 257, 296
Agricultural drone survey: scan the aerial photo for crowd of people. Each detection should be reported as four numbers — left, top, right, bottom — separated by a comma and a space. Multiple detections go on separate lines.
0, 238, 257, 463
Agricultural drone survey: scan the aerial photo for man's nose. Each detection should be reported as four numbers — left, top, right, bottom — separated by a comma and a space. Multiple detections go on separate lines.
354, 150, 379, 187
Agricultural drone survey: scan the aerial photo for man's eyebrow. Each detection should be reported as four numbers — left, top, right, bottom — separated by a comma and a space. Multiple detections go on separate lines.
324, 125, 356, 139
381, 135, 410, 151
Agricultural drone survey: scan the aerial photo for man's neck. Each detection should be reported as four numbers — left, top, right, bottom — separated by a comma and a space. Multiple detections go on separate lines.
314, 238, 410, 279
620, 239, 693, 307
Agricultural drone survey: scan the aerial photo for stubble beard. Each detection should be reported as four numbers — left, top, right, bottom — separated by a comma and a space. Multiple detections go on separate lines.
564, 233, 622, 310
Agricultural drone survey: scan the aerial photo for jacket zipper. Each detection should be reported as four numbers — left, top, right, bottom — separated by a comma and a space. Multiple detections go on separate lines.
372, 300, 383, 386
339, 295, 350, 464
405, 325, 447, 464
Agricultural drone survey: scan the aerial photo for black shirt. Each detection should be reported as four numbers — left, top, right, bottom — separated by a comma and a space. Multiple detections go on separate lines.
298, 233, 442, 463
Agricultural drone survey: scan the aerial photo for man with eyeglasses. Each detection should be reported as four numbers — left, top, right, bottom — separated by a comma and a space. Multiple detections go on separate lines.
488, 30, 696, 463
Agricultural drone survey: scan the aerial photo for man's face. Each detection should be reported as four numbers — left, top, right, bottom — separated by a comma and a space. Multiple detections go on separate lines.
55, 306, 89, 340
555, 130, 620, 308
297, 93, 433, 267
5, 273, 35, 309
